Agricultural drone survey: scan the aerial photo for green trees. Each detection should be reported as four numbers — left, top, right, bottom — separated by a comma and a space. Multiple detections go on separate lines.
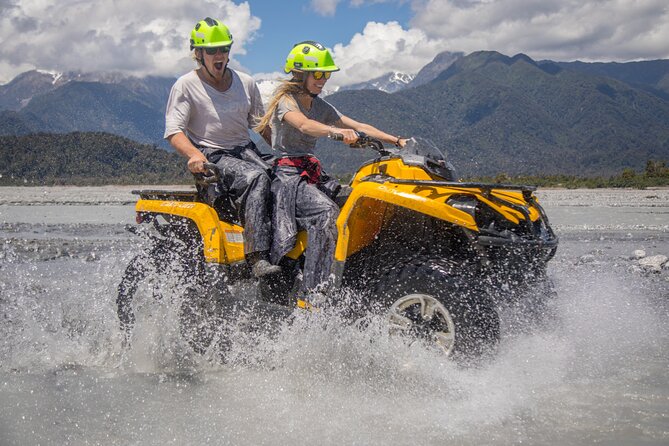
469, 160, 669, 188
0, 132, 190, 186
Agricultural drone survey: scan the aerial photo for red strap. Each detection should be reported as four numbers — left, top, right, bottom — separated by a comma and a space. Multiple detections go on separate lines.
275, 156, 322, 184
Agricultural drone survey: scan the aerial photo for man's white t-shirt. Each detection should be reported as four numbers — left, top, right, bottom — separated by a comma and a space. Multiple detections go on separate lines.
164, 69, 264, 150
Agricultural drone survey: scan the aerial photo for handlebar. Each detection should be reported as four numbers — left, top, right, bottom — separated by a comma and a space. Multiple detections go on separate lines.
193, 162, 221, 185
328, 131, 386, 153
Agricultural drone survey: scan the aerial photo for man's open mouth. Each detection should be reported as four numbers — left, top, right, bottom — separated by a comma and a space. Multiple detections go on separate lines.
214, 62, 224, 70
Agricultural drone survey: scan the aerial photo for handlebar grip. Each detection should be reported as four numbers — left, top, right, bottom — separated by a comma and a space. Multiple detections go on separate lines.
195, 162, 221, 185
329, 133, 344, 141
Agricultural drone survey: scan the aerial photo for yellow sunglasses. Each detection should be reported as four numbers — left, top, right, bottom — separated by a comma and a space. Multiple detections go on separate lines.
311, 71, 332, 80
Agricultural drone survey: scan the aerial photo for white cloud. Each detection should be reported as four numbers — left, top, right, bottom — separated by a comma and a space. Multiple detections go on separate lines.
0, 0, 261, 82
328, 21, 446, 87
410, 0, 669, 62
310, 0, 342, 16
310, 0, 399, 16
2, 0, 667, 86
350, 0, 400, 6
321, 0, 669, 87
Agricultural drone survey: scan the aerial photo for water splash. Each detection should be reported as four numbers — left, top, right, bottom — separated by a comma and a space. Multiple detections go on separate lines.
0, 234, 667, 445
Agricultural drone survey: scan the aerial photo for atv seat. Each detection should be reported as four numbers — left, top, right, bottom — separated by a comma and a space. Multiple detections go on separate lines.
195, 182, 240, 225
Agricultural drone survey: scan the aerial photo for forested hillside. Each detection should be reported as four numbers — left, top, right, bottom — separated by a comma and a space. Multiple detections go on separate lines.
0, 132, 189, 185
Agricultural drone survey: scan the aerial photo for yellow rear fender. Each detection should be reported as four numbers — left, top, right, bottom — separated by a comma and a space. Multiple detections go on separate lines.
136, 199, 245, 264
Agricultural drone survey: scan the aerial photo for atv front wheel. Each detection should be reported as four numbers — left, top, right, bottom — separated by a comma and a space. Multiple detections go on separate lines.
374, 257, 500, 358
387, 293, 456, 355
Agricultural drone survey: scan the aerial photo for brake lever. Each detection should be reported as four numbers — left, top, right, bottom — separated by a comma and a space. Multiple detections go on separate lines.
348, 131, 366, 149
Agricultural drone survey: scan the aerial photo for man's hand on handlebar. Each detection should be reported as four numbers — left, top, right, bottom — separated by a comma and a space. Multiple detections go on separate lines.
193, 162, 221, 185
187, 153, 209, 173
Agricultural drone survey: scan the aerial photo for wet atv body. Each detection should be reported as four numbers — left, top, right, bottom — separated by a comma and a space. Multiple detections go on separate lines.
117, 136, 557, 358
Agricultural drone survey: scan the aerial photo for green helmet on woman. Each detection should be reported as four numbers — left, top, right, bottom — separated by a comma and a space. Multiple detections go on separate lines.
190, 17, 233, 50
284, 41, 339, 74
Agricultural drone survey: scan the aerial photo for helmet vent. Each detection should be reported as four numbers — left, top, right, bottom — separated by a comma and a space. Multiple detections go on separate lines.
294, 40, 325, 51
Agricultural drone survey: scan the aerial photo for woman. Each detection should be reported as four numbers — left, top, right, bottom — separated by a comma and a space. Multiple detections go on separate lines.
164, 17, 280, 278
255, 41, 408, 298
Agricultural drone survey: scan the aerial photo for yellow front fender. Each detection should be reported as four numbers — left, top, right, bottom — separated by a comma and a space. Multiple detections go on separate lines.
335, 181, 479, 262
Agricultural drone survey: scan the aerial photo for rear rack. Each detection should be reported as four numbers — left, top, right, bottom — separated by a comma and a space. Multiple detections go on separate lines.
384, 179, 537, 192
366, 177, 537, 200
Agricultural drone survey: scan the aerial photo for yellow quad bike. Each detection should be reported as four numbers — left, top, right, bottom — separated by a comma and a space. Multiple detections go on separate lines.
117, 135, 557, 359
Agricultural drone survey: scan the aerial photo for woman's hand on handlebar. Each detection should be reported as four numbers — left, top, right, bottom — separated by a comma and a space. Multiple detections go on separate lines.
328, 127, 359, 145
340, 128, 359, 145
187, 153, 208, 173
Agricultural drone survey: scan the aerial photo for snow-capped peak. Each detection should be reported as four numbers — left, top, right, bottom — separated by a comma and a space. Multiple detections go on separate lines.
339, 71, 415, 93
36, 69, 64, 85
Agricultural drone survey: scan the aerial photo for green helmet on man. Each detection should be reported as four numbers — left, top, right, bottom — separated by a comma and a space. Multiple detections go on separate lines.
284, 41, 339, 74
190, 17, 233, 50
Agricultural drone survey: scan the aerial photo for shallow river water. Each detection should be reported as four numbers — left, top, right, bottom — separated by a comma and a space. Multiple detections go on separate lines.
0, 187, 667, 445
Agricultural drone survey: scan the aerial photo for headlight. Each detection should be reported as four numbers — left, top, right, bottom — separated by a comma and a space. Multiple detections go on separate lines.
446, 195, 478, 218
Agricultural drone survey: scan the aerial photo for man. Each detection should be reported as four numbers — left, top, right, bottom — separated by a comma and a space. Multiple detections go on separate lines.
165, 17, 280, 278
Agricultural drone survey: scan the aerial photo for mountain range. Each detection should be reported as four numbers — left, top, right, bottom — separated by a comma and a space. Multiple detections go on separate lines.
316, 52, 669, 177
0, 70, 174, 147
1, 51, 668, 178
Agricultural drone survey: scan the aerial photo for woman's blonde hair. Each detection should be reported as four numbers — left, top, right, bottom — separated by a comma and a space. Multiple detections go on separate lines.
254, 76, 304, 134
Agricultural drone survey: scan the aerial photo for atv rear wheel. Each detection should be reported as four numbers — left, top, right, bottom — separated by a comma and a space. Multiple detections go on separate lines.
374, 257, 500, 358
116, 216, 205, 338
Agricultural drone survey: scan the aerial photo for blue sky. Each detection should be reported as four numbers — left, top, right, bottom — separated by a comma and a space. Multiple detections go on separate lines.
237, 1, 413, 74
1, 0, 668, 87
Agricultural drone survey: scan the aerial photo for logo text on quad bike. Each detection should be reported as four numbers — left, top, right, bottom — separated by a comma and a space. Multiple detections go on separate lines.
159, 202, 196, 209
